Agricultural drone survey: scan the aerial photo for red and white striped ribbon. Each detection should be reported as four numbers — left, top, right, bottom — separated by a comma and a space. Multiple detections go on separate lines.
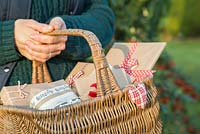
119, 42, 155, 82
128, 83, 147, 109
68, 71, 84, 87
68, 63, 88, 87
119, 42, 154, 109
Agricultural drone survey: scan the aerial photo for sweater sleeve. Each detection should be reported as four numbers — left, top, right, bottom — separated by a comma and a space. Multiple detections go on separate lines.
0, 20, 22, 66
55, 0, 115, 60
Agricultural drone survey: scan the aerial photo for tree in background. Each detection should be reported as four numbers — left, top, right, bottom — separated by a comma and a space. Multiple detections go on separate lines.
109, 0, 200, 133
159, 0, 185, 40
109, 0, 170, 41
159, 0, 200, 39
181, 0, 200, 37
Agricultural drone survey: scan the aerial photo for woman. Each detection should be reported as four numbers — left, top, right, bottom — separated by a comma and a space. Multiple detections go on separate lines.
0, 0, 115, 87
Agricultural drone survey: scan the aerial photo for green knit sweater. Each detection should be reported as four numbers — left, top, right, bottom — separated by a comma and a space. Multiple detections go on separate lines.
0, 0, 115, 86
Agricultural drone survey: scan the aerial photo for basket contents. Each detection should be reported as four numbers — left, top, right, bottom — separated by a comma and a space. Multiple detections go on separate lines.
30, 81, 80, 110
66, 42, 165, 102
0, 79, 80, 109
0, 41, 165, 109
71, 64, 133, 99
0, 29, 166, 133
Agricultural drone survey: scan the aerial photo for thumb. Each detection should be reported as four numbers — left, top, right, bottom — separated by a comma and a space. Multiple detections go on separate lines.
27, 20, 53, 33
49, 17, 66, 30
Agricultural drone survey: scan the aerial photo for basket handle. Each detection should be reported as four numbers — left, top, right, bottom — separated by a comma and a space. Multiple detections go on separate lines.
32, 29, 121, 97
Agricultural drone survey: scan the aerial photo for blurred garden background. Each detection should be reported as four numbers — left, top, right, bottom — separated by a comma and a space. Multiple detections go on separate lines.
109, 0, 200, 133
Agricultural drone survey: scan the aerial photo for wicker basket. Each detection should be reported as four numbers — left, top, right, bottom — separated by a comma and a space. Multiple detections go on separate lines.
0, 29, 162, 134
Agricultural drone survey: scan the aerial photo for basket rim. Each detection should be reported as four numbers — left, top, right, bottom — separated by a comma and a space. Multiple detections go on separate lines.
0, 76, 154, 114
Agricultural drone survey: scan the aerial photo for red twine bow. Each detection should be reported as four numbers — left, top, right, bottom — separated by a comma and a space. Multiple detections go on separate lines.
68, 63, 88, 87
128, 83, 147, 109
68, 71, 84, 87
119, 42, 154, 109
17, 81, 29, 99
119, 42, 155, 82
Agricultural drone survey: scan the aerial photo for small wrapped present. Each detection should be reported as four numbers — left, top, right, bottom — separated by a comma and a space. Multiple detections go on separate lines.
0, 80, 80, 109
73, 64, 133, 100
65, 42, 166, 101
30, 82, 80, 110
1, 82, 41, 106
106, 42, 166, 70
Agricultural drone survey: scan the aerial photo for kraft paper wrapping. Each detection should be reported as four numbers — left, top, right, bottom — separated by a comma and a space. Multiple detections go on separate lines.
0, 80, 67, 107
65, 42, 166, 100
74, 65, 133, 100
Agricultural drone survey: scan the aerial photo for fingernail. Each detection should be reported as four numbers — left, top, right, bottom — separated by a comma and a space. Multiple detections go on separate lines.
52, 22, 61, 30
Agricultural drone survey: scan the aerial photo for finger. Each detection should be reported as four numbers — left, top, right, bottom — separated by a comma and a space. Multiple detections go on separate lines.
50, 19, 62, 30
16, 47, 34, 61
49, 17, 66, 30
25, 45, 61, 62
30, 33, 67, 44
33, 51, 61, 62
15, 39, 26, 49
26, 40, 66, 54
27, 19, 54, 33
23, 52, 34, 61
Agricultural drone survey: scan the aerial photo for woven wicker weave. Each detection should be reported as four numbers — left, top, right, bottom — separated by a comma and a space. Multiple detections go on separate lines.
0, 29, 162, 134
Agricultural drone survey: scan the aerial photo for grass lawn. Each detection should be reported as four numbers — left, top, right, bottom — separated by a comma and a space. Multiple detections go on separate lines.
166, 39, 200, 84
165, 38, 200, 131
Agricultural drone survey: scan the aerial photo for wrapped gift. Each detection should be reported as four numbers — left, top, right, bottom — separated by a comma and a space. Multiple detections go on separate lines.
106, 42, 166, 70
0, 79, 79, 108
1, 82, 43, 106
73, 65, 133, 100
65, 42, 166, 100
30, 82, 80, 110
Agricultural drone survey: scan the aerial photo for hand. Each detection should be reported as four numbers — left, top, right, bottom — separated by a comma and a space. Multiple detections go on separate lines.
14, 19, 54, 61
25, 17, 67, 63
